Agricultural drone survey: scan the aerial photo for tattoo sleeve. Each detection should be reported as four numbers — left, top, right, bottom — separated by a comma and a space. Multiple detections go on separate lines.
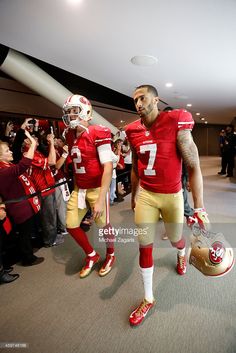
177, 130, 200, 168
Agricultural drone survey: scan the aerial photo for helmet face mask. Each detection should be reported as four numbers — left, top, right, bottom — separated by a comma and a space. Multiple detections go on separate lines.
189, 226, 235, 277
62, 95, 92, 129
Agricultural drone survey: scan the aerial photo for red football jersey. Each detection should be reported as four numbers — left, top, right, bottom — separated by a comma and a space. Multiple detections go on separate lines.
125, 110, 194, 193
65, 125, 111, 189
27, 150, 55, 196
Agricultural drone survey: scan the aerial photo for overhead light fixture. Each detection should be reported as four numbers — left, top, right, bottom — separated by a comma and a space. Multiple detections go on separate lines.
165, 83, 173, 88
204, 121, 208, 124
67, 0, 83, 4
186, 103, 192, 107
196, 113, 200, 116
200, 117, 205, 121
131, 55, 158, 66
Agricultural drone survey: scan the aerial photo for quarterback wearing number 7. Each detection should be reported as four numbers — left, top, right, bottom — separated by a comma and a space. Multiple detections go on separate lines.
125, 84, 210, 327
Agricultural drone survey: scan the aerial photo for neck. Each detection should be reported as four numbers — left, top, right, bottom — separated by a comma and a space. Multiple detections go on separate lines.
142, 110, 159, 128
0, 160, 11, 166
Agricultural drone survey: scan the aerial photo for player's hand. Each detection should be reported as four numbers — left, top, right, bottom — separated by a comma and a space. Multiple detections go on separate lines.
92, 199, 104, 220
191, 208, 210, 231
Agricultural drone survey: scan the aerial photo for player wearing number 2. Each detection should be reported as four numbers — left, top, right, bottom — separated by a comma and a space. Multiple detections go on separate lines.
125, 85, 209, 326
62, 94, 115, 278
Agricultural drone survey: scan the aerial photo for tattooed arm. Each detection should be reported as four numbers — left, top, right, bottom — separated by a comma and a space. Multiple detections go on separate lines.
131, 147, 140, 211
177, 129, 204, 208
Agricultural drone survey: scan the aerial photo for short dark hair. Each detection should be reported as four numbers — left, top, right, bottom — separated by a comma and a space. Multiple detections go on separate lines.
135, 85, 158, 97
56, 135, 66, 143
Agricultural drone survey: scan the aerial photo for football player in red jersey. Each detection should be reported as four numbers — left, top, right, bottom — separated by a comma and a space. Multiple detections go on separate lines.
125, 85, 209, 326
62, 94, 115, 278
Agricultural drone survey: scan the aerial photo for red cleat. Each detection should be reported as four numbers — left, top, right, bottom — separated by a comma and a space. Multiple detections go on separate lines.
99, 254, 116, 277
176, 254, 187, 275
129, 299, 155, 326
79, 253, 100, 278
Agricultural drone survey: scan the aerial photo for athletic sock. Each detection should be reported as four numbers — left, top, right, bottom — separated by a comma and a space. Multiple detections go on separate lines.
177, 248, 186, 257
140, 266, 154, 303
67, 227, 94, 254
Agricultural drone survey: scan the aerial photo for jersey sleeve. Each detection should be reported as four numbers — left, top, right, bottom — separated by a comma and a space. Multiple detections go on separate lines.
176, 110, 195, 131
93, 125, 112, 148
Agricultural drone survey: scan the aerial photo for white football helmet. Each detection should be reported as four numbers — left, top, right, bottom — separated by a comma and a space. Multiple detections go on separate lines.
62, 94, 92, 129
189, 225, 235, 277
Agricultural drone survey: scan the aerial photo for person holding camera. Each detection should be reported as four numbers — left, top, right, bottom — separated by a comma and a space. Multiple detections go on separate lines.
0, 130, 44, 267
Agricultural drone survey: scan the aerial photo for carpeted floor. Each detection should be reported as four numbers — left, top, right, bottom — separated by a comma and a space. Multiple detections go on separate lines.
0, 156, 236, 353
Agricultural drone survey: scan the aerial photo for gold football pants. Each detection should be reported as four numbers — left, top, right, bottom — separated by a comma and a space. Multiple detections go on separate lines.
135, 188, 184, 246
66, 186, 109, 229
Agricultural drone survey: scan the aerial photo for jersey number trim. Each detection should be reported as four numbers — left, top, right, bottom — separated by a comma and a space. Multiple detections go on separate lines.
71, 146, 86, 174
140, 143, 157, 176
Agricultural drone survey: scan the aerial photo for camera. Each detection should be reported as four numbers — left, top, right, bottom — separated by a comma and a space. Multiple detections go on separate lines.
28, 119, 36, 125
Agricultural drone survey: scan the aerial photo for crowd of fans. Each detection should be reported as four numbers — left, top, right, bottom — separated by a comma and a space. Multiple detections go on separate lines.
0, 119, 131, 284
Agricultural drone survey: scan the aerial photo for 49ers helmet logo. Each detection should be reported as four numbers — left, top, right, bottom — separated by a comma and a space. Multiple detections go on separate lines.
209, 241, 225, 264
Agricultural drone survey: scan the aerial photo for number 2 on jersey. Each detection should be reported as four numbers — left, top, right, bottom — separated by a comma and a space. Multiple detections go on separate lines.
71, 146, 86, 174
140, 143, 157, 176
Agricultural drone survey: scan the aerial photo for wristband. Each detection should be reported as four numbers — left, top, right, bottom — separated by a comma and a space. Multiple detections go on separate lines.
194, 208, 206, 212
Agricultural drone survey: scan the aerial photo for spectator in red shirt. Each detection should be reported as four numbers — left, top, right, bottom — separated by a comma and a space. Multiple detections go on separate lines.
0, 131, 44, 266
23, 130, 62, 247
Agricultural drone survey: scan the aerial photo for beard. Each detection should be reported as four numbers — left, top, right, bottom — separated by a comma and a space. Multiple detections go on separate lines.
139, 102, 154, 117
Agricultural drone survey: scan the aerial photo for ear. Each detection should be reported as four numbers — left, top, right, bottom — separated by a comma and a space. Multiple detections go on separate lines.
154, 96, 159, 105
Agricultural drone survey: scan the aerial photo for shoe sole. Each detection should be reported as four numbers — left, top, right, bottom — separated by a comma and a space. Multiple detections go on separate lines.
176, 269, 186, 275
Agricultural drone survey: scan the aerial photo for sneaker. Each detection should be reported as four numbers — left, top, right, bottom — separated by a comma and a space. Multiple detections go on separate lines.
99, 254, 116, 277
176, 254, 187, 275
53, 234, 65, 246
79, 253, 100, 278
44, 234, 64, 248
129, 299, 155, 326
